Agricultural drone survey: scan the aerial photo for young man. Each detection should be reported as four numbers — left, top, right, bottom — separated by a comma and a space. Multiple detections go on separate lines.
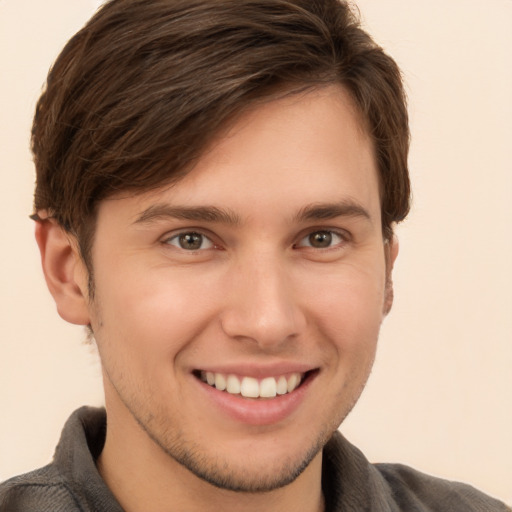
0, 1, 509, 511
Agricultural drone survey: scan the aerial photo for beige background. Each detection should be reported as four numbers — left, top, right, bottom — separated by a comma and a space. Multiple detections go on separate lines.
0, 0, 511, 503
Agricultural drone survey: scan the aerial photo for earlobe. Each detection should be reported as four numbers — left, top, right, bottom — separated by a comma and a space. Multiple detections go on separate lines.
35, 218, 91, 325
383, 235, 399, 316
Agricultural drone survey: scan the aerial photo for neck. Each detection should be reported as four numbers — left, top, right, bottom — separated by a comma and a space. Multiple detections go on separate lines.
97, 405, 325, 512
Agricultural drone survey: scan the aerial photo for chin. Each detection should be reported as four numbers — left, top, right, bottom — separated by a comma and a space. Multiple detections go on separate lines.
160, 435, 325, 493
134, 402, 333, 493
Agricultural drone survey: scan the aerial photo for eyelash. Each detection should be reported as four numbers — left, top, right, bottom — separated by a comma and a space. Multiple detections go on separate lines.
162, 228, 349, 252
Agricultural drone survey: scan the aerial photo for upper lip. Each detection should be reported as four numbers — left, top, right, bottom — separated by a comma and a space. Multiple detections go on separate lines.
192, 362, 318, 379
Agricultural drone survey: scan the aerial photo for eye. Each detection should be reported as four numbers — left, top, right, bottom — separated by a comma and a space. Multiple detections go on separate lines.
296, 230, 346, 249
164, 231, 214, 251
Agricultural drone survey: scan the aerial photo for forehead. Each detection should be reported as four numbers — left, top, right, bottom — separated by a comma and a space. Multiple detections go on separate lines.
98, 85, 380, 227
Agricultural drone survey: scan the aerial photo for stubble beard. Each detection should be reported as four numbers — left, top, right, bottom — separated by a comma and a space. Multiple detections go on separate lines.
95, 318, 337, 493
128, 401, 333, 493
143, 378, 373, 492
101, 349, 374, 494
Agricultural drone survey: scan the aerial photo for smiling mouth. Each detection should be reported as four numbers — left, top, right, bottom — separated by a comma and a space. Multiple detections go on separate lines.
193, 370, 315, 399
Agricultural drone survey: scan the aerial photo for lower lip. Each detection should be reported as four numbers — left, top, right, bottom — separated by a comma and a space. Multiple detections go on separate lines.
195, 372, 317, 426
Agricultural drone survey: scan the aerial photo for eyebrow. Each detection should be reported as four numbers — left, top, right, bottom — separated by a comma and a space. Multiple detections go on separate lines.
294, 200, 372, 224
134, 199, 371, 227
134, 204, 241, 225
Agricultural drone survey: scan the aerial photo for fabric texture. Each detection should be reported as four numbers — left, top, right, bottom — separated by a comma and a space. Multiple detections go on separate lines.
0, 407, 509, 512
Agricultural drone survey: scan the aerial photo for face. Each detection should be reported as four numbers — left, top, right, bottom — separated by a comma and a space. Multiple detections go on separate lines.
81, 86, 395, 492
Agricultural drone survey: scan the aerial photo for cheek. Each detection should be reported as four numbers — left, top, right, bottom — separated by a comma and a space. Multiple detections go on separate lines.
91, 263, 223, 366
301, 261, 386, 342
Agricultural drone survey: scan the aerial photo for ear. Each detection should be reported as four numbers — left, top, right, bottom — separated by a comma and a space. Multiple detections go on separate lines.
35, 218, 91, 325
383, 234, 399, 316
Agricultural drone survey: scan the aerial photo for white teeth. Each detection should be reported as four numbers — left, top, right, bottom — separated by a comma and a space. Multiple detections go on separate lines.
276, 376, 288, 395
287, 373, 300, 393
200, 371, 304, 399
226, 374, 241, 394
259, 377, 277, 398
214, 373, 226, 391
241, 377, 260, 398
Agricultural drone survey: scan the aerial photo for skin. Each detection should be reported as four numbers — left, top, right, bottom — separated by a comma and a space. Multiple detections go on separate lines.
37, 85, 398, 512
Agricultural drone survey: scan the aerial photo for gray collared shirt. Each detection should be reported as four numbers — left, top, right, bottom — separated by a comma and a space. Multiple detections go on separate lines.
0, 407, 509, 511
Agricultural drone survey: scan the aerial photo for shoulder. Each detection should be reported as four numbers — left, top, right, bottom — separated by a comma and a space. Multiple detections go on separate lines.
375, 462, 511, 512
0, 464, 82, 512
323, 432, 510, 511
0, 407, 122, 512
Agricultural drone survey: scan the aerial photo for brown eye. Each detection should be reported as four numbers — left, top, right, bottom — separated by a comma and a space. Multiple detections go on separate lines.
295, 230, 346, 250
165, 232, 214, 250
179, 233, 203, 250
308, 231, 333, 248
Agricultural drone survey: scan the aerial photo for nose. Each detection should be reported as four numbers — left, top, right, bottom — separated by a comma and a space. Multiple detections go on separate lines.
219, 252, 306, 350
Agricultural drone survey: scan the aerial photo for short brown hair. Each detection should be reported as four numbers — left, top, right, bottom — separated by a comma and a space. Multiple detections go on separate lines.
32, 0, 410, 266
